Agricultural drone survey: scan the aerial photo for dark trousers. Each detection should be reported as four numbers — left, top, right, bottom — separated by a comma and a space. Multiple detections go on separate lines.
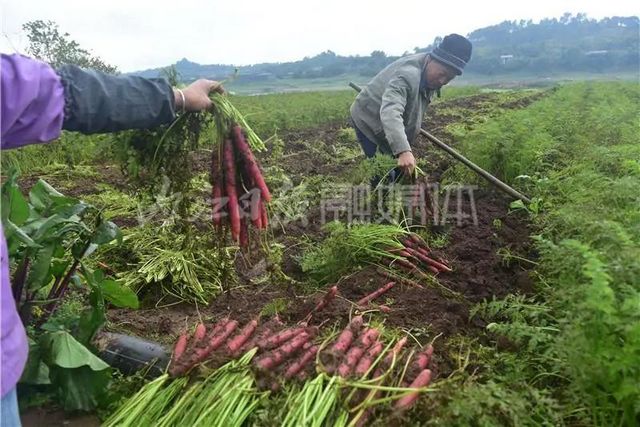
351, 121, 400, 185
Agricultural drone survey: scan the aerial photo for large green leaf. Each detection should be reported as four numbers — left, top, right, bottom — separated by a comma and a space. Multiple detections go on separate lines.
76, 274, 106, 345
20, 339, 51, 385
31, 215, 78, 241
49, 365, 111, 411
2, 184, 30, 226
26, 244, 55, 291
29, 179, 76, 212
4, 220, 41, 249
76, 306, 105, 346
91, 221, 122, 245
101, 279, 139, 309
43, 330, 109, 371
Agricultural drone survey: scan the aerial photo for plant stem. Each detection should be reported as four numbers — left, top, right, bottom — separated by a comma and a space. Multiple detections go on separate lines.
12, 256, 30, 305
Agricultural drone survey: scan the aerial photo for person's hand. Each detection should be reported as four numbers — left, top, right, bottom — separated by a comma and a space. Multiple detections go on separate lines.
397, 151, 416, 176
174, 79, 224, 112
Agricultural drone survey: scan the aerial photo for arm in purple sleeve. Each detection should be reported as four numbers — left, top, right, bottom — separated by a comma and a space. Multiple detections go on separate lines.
1, 53, 177, 149
0, 54, 65, 149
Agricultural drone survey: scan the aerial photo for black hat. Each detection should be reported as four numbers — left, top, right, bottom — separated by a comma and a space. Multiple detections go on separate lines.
431, 34, 472, 75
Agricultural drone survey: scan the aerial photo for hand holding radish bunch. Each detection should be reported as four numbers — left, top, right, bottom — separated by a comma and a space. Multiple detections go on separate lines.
173, 79, 225, 112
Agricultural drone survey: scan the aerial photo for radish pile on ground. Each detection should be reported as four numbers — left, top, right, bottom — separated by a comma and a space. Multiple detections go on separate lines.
119, 314, 435, 426
302, 225, 453, 290
386, 232, 452, 281
159, 288, 435, 419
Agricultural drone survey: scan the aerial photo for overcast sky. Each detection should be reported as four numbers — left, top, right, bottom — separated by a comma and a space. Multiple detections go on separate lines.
1, 1, 637, 72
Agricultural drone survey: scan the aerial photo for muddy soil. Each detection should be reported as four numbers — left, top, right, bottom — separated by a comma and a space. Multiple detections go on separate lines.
108, 92, 543, 379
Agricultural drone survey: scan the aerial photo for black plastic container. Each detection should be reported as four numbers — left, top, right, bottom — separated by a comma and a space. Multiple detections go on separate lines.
93, 331, 170, 378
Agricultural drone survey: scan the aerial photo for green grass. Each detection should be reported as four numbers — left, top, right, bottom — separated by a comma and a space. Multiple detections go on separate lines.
1, 132, 113, 172
231, 90, 354, 138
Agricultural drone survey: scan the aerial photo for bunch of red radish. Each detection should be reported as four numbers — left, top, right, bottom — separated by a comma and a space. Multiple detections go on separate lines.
211, 124, 271, 248
168, 314, 433, 417
389, 233, 452, 279
168, 315, 318, 380
321, 316, 433, 419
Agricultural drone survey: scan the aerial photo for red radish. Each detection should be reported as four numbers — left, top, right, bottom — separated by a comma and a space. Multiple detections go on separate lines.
257, 327, 306, 351
374, 336, 408, 377
205, 320, 239, 355
405, 247, 452, 272
337, 328, 380, 377
231, 125, 272, 202
331, 316, 363, 353
321, 316, 364, 373
394, 369, 432, 412
259, 200, 269, 229
304, 285, 338, 322
210, 143, 224, 229
223, 138, 241, 242
172, 333, 188, 361
408, 233, 429, 250
377, 305, 392, 313
238, 325, 274, 356
239, 217, 249, 248
193, 323, 207, 343
255, 332, 311, 370
357, 281, 395, 307
392, 258, 429, 279
284, 343, 319, 379
354, 340, 384, 377
226, 319, 259, 353
315, 285, 338, 312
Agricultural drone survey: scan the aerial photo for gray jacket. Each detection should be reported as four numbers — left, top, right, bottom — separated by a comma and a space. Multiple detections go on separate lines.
350, 53, 436, 156
57, 65, 176, 134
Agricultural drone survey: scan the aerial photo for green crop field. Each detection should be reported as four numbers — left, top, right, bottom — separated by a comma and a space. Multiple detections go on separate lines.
4, 80, 639, 426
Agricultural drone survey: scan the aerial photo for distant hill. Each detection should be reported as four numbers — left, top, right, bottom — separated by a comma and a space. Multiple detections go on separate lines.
131, 14, 639, 83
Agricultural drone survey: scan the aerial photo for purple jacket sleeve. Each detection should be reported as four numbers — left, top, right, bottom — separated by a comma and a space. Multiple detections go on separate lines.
1, 54, 65, 148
